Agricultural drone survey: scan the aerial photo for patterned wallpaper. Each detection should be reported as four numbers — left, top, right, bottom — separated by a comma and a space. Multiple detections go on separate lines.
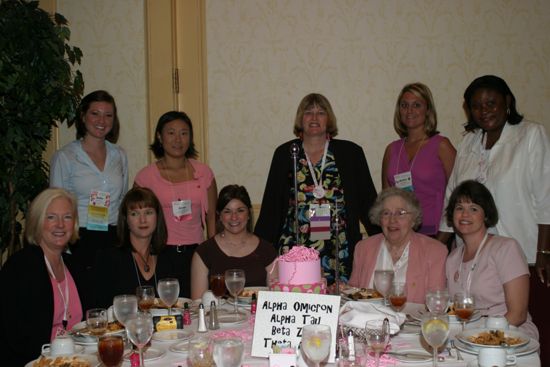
56, 0, 148, 184
54, 0, 550, 204
206, 0, 550, 203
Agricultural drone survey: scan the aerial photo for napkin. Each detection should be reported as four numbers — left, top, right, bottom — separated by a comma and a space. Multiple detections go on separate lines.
339, 301, 406, 334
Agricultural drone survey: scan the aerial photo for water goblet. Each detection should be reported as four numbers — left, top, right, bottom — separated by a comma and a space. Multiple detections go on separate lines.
125, 312, 154, 367
301, 324, 332, 367
136, 285, 155, 311
188, 336, 214, 367
364, 319, 390, 367
210, 273, 226, 305
86, 308, 107, 336
425, 288, 449, 314
157, 278, 180, 315
213, 337, 244, 367
113, 294, 138, 327
224, 269, 246, 318
421, 312, 450, 367
98, 334, 124, 367
373, 270, 394, 306
453, 292, 475, 330
388, 282, 407, 312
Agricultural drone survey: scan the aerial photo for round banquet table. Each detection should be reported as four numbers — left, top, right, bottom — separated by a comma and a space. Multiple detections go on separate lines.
71, 302, 540, 367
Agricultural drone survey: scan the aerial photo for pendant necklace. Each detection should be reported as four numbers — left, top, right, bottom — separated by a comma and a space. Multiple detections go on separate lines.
134, 248, 152, 272
305, 140, 329, 199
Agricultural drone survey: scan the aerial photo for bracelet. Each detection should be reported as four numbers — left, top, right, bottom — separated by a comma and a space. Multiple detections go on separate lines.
537, 250, 550, 255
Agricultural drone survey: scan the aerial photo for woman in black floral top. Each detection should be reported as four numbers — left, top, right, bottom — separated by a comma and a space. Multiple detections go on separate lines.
255, 93, 380, 284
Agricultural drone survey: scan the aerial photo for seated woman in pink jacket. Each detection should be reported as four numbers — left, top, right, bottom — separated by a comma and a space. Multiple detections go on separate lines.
348, 188, 447, 304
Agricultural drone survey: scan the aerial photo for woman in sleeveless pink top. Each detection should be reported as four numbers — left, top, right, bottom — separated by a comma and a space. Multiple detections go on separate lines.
382, 83, 456, 236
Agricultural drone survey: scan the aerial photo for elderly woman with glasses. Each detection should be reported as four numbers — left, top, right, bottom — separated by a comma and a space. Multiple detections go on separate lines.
348, 188, 447, 303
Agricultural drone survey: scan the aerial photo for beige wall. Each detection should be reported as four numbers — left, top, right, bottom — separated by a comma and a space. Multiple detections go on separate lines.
55, 0, 550, 205
56, 0, 148, 184
206, 0, 550, 203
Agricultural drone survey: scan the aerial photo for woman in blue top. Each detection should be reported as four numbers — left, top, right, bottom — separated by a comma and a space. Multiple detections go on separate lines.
50, 90, 128, 308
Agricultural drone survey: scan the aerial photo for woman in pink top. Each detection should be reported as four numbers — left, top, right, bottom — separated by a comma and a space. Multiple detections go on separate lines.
445, 180, 538, 339
0, 188, 83, 365
134, 111, 217, 297
382, 83, 456, 236
348, 188, 447, 304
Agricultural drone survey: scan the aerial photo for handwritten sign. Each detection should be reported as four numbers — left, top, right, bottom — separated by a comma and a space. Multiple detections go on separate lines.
251, 291, 341, 362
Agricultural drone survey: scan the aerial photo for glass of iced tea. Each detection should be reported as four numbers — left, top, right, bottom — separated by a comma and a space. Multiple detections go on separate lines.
98, 334, 124, 367
210, 273, 226, 304
136, 285, 155, 311
453, 292, 475, 330
389, 282, 407, 312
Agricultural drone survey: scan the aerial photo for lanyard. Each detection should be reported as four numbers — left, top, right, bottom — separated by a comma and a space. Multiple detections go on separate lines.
477, 133, 489, 183
44, 255, 69, 330
382, 239, 410, 280
459, 232, 489, 294
395, 137, 426, 176
305, 140, 329, 195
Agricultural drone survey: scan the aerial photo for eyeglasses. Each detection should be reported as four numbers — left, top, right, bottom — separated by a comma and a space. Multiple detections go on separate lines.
380, 209, 411, 220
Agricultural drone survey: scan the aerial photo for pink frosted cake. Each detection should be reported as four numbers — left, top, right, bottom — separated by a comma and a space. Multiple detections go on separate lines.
270, 246, 326, 294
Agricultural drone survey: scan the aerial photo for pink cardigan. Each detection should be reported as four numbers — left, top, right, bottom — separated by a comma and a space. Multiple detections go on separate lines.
348, 232, 447, 304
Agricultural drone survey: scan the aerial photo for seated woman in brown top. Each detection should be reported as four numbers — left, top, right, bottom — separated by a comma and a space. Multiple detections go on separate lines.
191, 185, 277, 299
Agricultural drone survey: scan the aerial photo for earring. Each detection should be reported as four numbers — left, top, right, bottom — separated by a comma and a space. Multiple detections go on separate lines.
506, 108, 510, 115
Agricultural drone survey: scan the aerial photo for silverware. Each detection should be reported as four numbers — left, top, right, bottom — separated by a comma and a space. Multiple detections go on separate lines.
451, 340, 463, 361
385, 351, 431, 360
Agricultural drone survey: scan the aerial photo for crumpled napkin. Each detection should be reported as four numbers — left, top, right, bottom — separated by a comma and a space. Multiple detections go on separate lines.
339, 301, 406, 334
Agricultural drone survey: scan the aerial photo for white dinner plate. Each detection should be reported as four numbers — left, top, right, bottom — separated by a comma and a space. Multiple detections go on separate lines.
152, 328, 194, 342
453, 337, 539, 356
389, 349, 432, 363
456, 328, 530, 349
340, 287, 384, 303
218, 312, 248, 325
237, 286, 268, 304
70, 321, 125, 345
41, 344, 85, 357
123, 347, 165, 362
169, 340, 190, 354
26, 354, 98, 367
409, 308, 482, 324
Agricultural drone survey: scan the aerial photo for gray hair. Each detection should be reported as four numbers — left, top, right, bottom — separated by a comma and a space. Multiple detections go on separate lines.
368, 187, 422, 229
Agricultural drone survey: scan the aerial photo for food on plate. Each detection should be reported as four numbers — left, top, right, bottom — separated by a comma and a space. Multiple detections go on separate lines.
154, 298, 183, 308
447, 303, 456, 316
75, 321, 123, 335
269, 246, 327, 294
467, 330, 525, 346
349, 288, 382, 300
239, 289, 258, 298
32, 356, 91, 367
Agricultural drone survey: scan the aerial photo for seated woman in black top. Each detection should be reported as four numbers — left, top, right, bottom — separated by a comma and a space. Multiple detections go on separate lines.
93, 187, 179, 308
191, 185, 277, 300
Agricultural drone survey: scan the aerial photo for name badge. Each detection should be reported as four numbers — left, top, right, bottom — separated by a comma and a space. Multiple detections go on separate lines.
87, 190, 110, 231
309, 203, 331, 241
172, 199, 192, 222
394, 171, 414, 192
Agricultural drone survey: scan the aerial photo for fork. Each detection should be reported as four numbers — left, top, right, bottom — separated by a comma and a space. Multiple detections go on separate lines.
451, 340, 463, 361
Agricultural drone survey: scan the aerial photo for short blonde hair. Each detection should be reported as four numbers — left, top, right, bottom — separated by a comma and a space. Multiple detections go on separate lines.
25, 188, 79, 246
293, 93, 338, 137
393, 82, 438, 138
368, 187, 422, 230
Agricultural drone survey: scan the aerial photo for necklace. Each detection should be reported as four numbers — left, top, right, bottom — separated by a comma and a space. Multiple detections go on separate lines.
132, 254, 158, 288
44, 255, 70, 330
220, 231, 250, 247
133, 248, 152, 272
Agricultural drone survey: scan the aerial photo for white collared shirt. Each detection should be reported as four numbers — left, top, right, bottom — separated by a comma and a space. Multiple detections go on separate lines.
440, 121, 550, 263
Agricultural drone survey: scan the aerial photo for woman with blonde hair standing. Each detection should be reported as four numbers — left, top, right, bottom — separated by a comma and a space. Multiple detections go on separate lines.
382, 82, 456, 236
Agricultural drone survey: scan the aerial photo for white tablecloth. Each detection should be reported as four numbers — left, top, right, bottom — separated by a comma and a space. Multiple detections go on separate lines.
79, 302, 541, 367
